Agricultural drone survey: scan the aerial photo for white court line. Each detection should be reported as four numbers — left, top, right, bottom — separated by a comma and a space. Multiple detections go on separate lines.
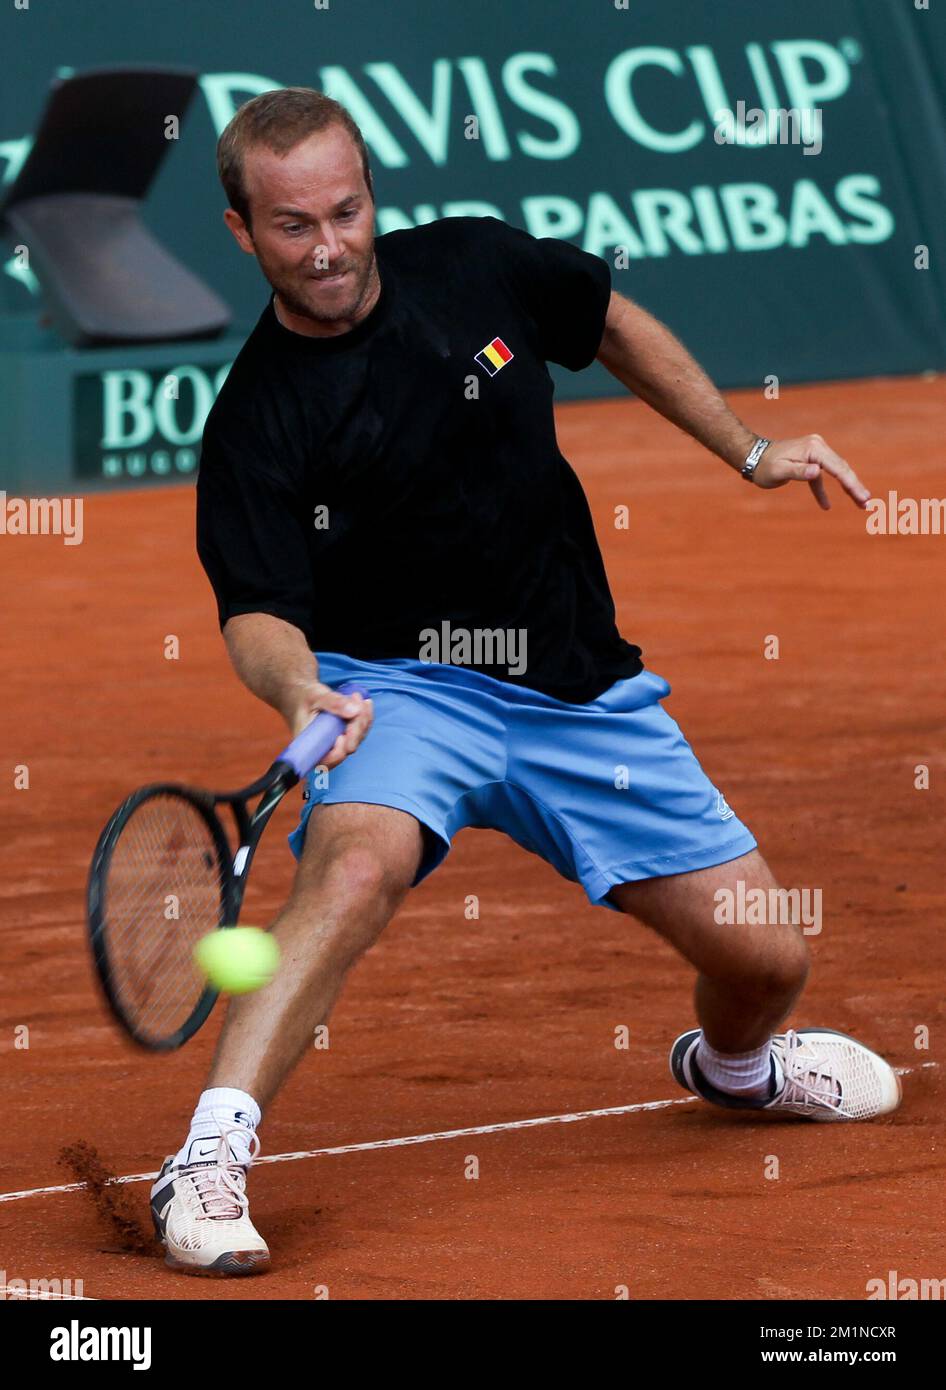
0, 1095, 694, 1204
0, 1061, 936, 1207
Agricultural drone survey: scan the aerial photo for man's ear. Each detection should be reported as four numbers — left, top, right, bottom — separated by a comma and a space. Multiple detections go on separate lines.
223, 208, 256, 256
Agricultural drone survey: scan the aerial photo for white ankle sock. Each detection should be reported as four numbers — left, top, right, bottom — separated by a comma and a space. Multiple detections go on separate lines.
696, 1036, 782, 1098
174, 1087, 261, 1170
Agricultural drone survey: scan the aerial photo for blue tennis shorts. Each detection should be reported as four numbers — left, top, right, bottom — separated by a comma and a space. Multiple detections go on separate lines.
288, 652, 756, 911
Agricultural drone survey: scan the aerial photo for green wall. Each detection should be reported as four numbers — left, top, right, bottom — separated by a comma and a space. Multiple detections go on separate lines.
2, 0, 945, 488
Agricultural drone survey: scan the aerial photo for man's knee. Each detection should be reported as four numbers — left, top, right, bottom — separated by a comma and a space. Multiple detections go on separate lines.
726, 931, 811, 999
319, 840, 411, 911
611, 851, 812, 997
289, 805, 423, 954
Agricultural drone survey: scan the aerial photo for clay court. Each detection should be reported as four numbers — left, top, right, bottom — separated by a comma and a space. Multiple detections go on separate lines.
1, 376, 943, 1300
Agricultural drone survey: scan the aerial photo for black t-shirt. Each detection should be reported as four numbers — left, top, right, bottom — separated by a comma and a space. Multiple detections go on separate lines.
196, 215, 642, 703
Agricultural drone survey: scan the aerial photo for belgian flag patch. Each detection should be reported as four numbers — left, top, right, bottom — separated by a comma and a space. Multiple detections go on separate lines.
474, 336, 514, 376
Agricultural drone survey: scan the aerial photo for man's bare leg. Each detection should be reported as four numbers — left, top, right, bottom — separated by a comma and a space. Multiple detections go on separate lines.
206, 801, 424, 1107
609, 848, 809, 1052
609, 847, 900, 1119
151, 801, 424, 1274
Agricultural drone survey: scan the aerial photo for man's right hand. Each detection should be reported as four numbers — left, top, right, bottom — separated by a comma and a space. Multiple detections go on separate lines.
288, 682, 374, 770
220, 613, 374, 771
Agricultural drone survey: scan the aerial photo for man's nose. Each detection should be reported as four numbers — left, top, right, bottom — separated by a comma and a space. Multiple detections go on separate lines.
311, 234, 343, 267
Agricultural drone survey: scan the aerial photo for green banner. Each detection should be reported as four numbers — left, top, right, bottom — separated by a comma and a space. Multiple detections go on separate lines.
3, 0, 945, 407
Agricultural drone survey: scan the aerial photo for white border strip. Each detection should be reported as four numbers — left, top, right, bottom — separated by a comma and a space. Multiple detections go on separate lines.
0, 1095, 694, 1204
0, 1062, 934, 1208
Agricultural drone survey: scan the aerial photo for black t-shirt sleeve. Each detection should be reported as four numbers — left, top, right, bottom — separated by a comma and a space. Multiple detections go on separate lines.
196, 421, 315, 639
484, 216, 612, 372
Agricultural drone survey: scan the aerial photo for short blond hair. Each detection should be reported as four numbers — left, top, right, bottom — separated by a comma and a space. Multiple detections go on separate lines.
217, 87, 374, 229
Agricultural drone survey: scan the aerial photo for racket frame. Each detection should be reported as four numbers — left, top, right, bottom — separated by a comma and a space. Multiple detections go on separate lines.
87, 760, 295, 1050
86, 680, 368, 1051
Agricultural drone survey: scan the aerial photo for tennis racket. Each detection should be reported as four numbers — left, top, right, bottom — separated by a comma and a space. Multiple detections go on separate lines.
86, 681, 369, 1051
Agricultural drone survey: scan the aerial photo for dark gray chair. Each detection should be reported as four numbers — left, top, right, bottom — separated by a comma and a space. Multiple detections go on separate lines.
0, 67, 231, 346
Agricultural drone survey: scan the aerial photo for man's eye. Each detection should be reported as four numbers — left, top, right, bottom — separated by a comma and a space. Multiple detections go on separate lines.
282, 224, 305, 235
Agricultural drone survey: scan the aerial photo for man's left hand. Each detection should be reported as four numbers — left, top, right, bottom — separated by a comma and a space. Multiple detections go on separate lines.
752, 434, 870, 511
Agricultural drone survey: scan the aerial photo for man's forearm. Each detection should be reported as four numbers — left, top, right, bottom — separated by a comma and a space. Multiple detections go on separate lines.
596, 294, 757, 471
223, 612, 319, 729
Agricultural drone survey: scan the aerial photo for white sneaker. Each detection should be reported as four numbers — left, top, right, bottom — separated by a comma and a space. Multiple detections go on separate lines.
150, 1128, 270, 1275
767, 1028, 902, 1121
671, 1026, 902, 1121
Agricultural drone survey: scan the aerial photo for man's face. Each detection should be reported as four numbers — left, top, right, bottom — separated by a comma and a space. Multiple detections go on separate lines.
225, 124, 377, 329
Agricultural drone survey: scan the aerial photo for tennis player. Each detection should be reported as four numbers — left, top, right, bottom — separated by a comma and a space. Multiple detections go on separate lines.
151, 88, 901, 1275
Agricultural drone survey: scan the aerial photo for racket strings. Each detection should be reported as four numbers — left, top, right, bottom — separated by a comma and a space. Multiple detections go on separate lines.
102, 793, 228, 1043
103, 810, 215, 929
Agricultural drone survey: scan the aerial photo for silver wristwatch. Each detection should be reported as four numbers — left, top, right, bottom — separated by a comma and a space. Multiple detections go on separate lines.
740, 436, 771, 482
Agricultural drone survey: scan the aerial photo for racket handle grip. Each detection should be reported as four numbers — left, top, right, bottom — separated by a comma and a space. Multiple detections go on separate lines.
278, 681, 370, 780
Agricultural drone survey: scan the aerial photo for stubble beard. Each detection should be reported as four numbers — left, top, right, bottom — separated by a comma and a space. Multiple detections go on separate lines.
265, 249, 378, 327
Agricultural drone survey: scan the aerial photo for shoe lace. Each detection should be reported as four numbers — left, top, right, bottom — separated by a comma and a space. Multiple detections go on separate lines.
779, 1029, 842, 1110
184, 1126, 260, 1221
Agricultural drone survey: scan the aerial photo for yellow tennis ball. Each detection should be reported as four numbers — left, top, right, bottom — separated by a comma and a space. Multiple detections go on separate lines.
194, 926, 280, 995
